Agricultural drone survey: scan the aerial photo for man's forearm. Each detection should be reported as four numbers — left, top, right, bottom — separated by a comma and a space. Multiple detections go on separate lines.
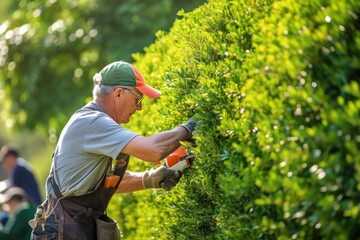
147, 126, 189, 159
122, 126, 189, 162
116, 171, 145, 193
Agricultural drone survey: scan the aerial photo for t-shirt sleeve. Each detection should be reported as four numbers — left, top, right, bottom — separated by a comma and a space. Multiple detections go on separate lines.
83, 114, 139, 159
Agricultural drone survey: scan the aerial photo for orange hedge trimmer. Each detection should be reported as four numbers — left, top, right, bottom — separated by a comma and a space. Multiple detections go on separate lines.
160, 146, 196, 171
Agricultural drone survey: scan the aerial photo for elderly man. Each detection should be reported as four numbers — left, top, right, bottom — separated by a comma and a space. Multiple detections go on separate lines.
30, 61, 195, 240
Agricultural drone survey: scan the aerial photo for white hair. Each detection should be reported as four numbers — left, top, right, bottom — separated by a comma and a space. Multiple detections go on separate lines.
92, 84, 114, 98
92, 72, 114, 98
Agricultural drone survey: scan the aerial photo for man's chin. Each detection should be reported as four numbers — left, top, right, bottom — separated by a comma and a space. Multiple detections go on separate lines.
122, 116, 131, 124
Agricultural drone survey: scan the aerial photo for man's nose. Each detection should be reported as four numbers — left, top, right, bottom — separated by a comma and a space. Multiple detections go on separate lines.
136, 103, 142, 111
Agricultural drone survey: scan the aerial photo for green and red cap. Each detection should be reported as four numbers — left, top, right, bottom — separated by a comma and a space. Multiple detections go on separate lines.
93, 61, 161, 98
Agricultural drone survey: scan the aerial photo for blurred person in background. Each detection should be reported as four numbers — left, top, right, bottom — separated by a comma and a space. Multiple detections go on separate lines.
0, 145, 42, 205
0, 186, 37, 240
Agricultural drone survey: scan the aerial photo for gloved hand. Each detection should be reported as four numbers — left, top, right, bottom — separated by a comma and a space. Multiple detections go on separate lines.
181, 118, 196, 139
142, 166, 182, 191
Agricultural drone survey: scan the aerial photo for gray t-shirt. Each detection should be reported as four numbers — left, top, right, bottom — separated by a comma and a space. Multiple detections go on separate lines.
46, 101, 138, 197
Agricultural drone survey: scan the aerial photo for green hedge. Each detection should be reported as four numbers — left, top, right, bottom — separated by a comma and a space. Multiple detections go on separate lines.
108, 0, 360, 239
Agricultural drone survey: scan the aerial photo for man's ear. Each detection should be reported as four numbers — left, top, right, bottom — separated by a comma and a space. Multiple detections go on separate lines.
114, 88, 123, 98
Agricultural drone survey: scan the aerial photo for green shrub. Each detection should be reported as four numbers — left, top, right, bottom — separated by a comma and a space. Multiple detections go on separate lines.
109, 0, 360, 239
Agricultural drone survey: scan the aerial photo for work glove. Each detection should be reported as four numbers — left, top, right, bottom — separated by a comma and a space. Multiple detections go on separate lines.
181, 118, 196, 139
142, 166, 182, 191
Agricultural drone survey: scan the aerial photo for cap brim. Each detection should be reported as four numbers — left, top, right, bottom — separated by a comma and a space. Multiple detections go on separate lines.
0, 187, 25, 204
0, 193, 9, 204
136, 85, 161, 99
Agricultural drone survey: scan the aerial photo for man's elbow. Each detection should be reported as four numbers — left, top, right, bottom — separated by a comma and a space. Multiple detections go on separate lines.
146, 149, 166, 162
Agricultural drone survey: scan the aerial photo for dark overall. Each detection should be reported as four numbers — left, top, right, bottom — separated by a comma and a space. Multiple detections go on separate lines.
30, 155, 129, 240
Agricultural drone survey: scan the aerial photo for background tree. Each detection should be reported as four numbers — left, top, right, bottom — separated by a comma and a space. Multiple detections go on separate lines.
0, 0, 204, 133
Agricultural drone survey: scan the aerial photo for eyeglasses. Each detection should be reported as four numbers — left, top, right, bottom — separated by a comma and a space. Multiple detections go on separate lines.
117, 86, 144, 106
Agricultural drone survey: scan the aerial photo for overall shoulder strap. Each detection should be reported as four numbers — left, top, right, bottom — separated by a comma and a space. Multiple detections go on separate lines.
49, 172, 63, 199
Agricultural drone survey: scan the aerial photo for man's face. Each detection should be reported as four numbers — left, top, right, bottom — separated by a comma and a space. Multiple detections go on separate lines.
113, 87, 143, 124
1, 155, 16, 171
2, 200, 17, 215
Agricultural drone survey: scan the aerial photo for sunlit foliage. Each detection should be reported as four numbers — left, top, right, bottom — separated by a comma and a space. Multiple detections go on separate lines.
110, 0, 360, 239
